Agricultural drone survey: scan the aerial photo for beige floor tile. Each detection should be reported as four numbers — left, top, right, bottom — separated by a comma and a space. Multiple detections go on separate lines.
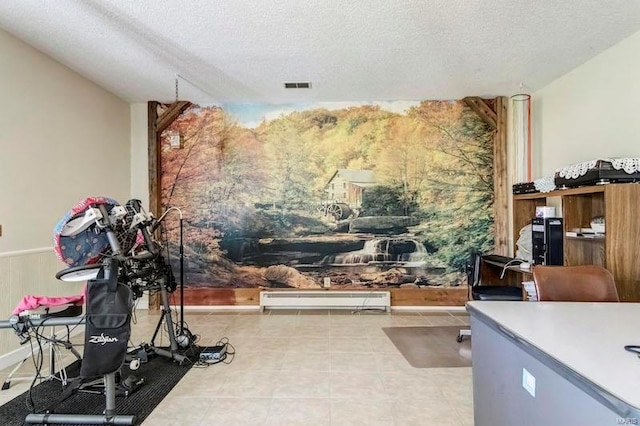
142, 396, 210, 425
422, 316, 467, 326
266, 308, 300, 315
330, 372, 387, 399
330, 336, 371, 353
390, 316, 432, 326
391, 398, 461, 425
239, 336, 291, 352
373, 352, 415, 373
330, 352, 378, 373
379, 372, 446, 399
329, 309, 360, 316
329, 324, 385, 338
255, 325, 299, 338
292, 325, 331, 337
327, 315, 361, 325
281, 352, 331, 372
0, 309, 476, 426
265, 397, 331, 425
367, 336, 402, 353
297, 309, 330, 316
199, 397, 271, 424
331, 398, 395, 424
390, 311, 423, 316
170, 368, 229, 396
218, 350, 285, 372
273, 371, 331, 398
454, 401, 475, 425
218, 371, 279, 397
287, 336, 331, 352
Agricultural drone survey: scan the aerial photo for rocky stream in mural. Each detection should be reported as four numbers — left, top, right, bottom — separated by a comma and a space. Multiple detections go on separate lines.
159, 100, 495, 294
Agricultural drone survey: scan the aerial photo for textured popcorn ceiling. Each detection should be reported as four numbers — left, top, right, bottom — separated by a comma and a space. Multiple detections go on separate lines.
1, 0, 639, 103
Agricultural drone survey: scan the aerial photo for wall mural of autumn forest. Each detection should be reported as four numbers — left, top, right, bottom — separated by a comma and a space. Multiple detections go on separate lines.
159, 100, 495, 300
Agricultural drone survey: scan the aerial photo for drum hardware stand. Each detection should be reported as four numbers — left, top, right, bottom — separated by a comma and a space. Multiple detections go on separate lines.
1, 312, 83, 390
127, 200, 186, 364
143, 274, 186, 364
175, 210, 190, 346
152, 206, 192, 349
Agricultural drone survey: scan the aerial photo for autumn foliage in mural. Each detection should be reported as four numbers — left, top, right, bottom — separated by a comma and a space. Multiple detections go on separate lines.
160, 101, 494, 291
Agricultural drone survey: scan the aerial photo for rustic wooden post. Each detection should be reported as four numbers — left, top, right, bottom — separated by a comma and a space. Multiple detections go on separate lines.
147, 100, 191, 309
463, 96, 509, 256
493, 97, 509, 256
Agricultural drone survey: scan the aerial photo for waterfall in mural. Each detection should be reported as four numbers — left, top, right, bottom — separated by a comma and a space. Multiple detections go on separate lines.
159, 100, 495, 297
328, 238, 428, 266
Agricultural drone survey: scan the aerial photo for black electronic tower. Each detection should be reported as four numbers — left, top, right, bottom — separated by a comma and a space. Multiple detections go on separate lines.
532, 217, 564, 266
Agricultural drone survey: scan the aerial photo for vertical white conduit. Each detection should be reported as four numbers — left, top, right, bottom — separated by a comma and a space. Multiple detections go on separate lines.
512, 93, 532, 183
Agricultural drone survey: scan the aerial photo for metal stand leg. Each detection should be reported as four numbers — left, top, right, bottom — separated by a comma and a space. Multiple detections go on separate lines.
2, 358, 28, 390
147, 285, 185, 364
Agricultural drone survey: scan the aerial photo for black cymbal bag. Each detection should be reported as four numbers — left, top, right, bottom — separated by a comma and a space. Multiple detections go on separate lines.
80, 258, 133, 378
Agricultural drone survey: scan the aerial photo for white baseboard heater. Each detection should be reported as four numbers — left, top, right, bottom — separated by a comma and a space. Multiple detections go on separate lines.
260, 290, 391, 312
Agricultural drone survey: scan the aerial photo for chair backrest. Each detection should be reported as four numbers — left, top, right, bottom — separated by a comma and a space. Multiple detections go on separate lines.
466, 253, 482, 288
532, 265, 619, 302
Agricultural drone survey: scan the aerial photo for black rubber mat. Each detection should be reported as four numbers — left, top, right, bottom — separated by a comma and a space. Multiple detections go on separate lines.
0, 353, 193, 426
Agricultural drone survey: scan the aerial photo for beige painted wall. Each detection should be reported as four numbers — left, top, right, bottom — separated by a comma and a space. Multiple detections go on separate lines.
532, 30, 640, 178
130, 103, 149, 210
0, 28, 131, 253
0, 28, 130, 362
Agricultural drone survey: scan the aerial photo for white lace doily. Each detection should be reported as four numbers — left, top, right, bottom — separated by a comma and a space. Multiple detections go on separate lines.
534, 176, 556, 193
556, 158, 640, 179
556, 160, 599, 179
610, 158, 640, 174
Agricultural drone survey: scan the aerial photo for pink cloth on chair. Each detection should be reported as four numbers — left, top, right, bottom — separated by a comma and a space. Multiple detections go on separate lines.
12, 294, 85, 315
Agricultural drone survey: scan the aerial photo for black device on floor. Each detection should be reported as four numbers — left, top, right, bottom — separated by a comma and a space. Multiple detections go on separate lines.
532, 217, 563, 265
199, 344, 227, 362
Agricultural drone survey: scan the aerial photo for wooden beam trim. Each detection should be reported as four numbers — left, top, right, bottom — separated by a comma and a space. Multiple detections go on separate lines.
148, 101, 160, 218
157, 101, 191, 134
493, 96, 509, 255
147, 101, 160, 310
463, 97, 497, 129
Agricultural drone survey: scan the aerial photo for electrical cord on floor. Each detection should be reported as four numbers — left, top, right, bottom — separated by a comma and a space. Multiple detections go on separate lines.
168, 294, 201, 348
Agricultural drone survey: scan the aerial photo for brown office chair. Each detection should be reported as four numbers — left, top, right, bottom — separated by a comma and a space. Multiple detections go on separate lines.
532, 265, 619, 302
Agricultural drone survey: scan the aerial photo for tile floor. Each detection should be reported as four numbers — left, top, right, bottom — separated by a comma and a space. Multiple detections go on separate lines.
0, 308, 474, 426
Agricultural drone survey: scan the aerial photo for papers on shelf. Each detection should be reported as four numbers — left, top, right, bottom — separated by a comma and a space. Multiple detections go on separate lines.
522, 280, 538, 301
566, 228, 605, 238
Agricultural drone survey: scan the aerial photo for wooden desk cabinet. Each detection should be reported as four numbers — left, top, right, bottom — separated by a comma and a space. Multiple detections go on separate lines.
513, 184, 640, 301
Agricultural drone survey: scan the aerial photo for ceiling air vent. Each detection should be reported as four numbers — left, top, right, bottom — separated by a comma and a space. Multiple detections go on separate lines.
284, 82, 312, 89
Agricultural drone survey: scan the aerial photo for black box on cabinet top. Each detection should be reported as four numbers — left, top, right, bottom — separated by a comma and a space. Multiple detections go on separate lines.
554, 160, 640, 188
532, 218, 563, 266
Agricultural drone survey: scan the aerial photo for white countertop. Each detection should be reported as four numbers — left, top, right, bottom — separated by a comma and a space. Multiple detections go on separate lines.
468, 301, 640, 411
